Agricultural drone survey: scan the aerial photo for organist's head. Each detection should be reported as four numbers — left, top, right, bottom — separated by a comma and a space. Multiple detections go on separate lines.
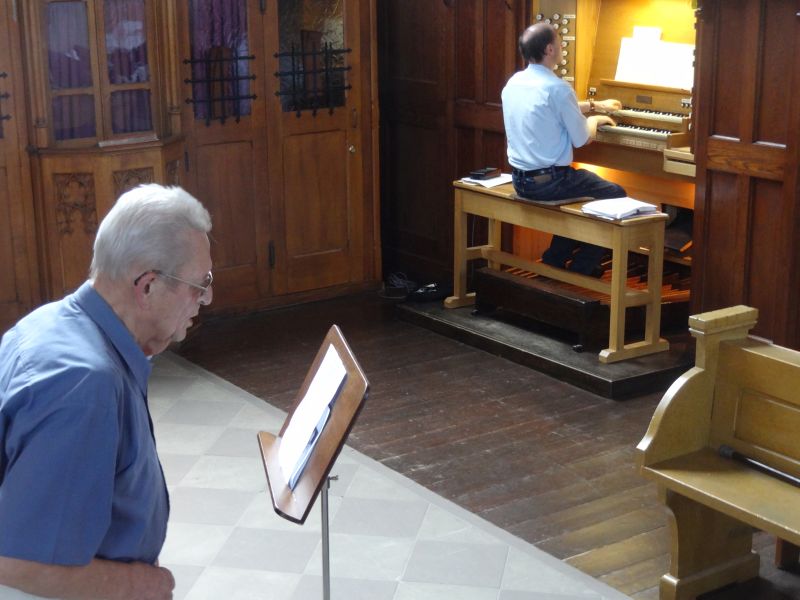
519, 23, 557, 66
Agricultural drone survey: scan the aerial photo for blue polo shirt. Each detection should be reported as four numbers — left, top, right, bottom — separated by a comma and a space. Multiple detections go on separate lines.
0, 282, 169, 565
501, 63, 590, 170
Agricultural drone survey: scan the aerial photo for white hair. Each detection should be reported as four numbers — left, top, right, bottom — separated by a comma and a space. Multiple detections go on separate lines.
91, 184, 212, 281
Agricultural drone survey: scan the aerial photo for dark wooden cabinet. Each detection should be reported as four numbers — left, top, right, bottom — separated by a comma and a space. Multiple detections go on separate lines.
692, 0, 800, 347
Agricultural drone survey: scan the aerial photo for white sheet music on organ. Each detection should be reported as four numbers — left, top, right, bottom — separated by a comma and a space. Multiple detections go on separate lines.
615, 26, 694, 90
278, 345, 347, 488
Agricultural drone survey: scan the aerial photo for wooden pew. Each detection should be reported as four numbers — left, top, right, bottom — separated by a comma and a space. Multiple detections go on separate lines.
637, 305, 800, 600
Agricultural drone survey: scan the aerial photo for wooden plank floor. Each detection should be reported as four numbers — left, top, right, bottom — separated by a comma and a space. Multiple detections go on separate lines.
177, 291, 800, 599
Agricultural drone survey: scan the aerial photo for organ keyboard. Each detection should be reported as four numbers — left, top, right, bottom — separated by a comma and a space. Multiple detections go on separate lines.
596, 124, 673, 151
592, 79, 692, 153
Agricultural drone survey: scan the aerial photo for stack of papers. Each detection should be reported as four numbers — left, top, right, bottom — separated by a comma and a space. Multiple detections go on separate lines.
581, 197, 658, 220
460, 173, 513, 188
278, 345, 347, 489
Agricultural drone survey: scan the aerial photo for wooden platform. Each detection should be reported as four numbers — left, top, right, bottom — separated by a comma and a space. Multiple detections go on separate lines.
398, 300, 694, 400
473, 266, 690, 351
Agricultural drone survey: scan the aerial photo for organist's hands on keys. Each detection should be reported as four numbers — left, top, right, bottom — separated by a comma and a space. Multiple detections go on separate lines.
584, 98, 622, 114
583, 82, 693, 152
580, 98, 621, 143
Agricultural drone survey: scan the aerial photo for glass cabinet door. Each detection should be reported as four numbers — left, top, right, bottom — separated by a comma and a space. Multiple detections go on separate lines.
187, 0, 253, 124
276, 0, 347, 114
42, 0, 157, 144
104, 0, 152, 134
46, 1, 96, 140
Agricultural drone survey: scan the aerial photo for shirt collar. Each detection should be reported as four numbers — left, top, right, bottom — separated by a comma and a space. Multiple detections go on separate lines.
72, 281, 152, 395
529, 63, 553, 75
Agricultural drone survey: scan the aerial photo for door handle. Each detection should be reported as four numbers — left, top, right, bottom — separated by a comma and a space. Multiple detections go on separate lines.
348, 144, 356, 154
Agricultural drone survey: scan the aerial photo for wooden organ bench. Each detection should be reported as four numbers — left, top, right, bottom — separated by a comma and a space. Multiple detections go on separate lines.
444, 180, 670, 363
637, 305, 800, 600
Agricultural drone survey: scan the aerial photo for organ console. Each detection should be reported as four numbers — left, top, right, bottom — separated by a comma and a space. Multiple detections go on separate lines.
524, 0, 699, 205
494, 0, 698, 352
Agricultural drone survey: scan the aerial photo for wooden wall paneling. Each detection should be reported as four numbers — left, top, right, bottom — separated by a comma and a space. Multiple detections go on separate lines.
756, 1, 792, 145
748, 178, 791, 337
19, 2, 49, 150
689, 0, 714, 320
156, 0, 182, 136
378, 0, 454, 282
456, 1, 529, 257
694, 173, 730, 309
484, 1, 513, 106
785, 4, 800, 346
456, 0, 478, 101
693, 0, 800, 347
0, 0, 40, 332
363, 0, 381, 283
379, 0, 528, 283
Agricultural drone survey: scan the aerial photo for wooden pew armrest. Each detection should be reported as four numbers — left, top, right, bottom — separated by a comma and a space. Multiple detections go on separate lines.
636, 366, 713, 467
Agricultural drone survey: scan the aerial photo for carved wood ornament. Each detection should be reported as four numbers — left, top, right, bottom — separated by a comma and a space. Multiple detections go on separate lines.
54, 173, 98, 236
113, 167, 154, 199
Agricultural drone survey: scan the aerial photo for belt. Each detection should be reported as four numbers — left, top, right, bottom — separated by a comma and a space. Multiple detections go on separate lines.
511, 166, 570, 177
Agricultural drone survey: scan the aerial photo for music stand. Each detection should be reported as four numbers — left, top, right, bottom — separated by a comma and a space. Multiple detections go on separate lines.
257, 325, 369, 599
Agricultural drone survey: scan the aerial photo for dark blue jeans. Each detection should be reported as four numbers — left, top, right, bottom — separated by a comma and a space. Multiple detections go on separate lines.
512, 167, 626, 275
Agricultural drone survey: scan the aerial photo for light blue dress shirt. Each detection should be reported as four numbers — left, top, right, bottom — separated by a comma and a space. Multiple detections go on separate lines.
501, 63, 590, 170
0, 282, 169, 565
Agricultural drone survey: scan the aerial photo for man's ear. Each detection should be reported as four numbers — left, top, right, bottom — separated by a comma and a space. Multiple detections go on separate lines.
133, 271, 157, 308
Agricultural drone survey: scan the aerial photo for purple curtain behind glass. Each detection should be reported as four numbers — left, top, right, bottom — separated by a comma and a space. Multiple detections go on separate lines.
105, 0, 149, 84
47, 2, 95, 140
111, 90, 152, 133
189, 0, 250, 120
106, 0, 152, 133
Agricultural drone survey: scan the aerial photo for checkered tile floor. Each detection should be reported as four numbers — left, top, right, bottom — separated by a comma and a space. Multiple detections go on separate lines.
0, 353, 630, 600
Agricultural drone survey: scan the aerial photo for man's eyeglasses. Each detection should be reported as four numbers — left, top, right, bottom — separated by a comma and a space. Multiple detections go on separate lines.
134, 270, 213, 297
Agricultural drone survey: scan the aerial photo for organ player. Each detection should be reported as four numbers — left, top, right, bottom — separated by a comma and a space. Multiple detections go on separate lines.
502, 22, 625, 277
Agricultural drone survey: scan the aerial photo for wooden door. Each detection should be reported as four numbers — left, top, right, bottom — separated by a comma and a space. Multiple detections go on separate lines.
0, 4, 39, 332
264, 0, 374, 295
179, 0, 271, 309
692, 0, 800, 347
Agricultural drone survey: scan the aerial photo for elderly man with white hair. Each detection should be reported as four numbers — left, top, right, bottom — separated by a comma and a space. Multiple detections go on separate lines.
0, 184, 213, 599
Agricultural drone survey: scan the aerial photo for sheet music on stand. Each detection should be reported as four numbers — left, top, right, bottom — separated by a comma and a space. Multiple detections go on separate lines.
257, 324, 369, 524
257, 325, 369, 600
278, 345, 347, 489
615, 26, 694, 89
